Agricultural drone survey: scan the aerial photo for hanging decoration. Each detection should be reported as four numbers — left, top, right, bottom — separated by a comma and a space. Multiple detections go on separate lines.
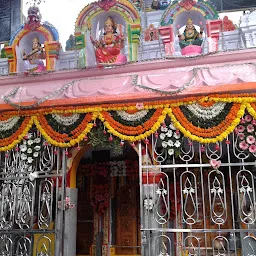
158, 121, 183, 156
0, 94, 256, 150
236, 113, 256, 153
87, 125, 123, 156
19, 131, 42, 170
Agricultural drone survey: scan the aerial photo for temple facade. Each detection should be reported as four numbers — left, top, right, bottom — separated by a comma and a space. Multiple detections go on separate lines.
0, 0, 256, 255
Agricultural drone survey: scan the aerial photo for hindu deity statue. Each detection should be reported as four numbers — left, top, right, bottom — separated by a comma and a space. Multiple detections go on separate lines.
178, 18, 204, 49
23, 36, 46, 72
65, 34, 76, 51
90, 16, 127, 65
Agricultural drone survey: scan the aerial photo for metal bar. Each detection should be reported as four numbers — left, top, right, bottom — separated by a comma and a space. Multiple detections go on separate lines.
0, 174, 62, 180
199, 145, 208, 256
0, 230, 58, 234
226, 136, 238, 256
59, 148, 67, 256
138, 142, 145, 256
141, 161, 256, 169
141, 228, 256, 232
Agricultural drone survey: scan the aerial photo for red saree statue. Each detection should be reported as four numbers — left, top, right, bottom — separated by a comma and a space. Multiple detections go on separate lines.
90, 17, 127, 65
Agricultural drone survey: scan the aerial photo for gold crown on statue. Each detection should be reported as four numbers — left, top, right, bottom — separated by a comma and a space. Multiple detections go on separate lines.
187, 17, 193, 25
32, 36, 40, 44
104, 17, 117, 30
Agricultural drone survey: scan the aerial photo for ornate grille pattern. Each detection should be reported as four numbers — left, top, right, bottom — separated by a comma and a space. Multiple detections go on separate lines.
0, 132, 67, 256
140, 132, 256, 256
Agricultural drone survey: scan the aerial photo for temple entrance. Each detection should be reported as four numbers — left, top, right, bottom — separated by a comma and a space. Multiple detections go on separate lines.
76, 147, 141, 256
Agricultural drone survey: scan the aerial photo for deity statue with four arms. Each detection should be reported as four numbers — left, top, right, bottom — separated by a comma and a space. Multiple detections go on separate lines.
90, 16, 127, 65
23, 36, 46, 72
178, 18, 204, 49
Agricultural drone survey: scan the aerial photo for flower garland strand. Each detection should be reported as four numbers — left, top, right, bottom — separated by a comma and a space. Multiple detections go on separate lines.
235, 112, 256, 153
167, 104, 246, 144
99, 110, 167, 142
0, 116, 34, 151
0, 97, 256, 150
172, 103, 241, 137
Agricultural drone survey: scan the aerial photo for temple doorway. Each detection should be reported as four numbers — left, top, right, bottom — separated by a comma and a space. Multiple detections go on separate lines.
76, 147, 141, 256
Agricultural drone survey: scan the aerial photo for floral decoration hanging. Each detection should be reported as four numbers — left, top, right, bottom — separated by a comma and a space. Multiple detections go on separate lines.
159, 121, 183, 156
19, 131, 42, 170
236, 113, 256, 154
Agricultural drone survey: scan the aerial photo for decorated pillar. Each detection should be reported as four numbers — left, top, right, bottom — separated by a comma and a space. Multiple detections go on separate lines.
206, 19, 222, 52
158, 25, 174, 56
128, 23, 141, 61
74, 31, 86, 68
4, 46, 16, 73
44, 41, 61, 71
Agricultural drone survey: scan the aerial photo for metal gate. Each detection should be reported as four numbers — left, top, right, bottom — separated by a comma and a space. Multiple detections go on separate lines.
0, 131, 67, 256
139, 131, 256, 256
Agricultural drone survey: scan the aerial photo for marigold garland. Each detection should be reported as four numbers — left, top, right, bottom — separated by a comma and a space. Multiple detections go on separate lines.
172, 103, 241, 137
179, 103, 232, 128
0, 116, 34, 151
99, 110, 167, 142
246, 103, 256, 119
1, 93, 256, 117
37, 113, 93, 142
168, 104, 246, 143
101, 109, 164, 135
0, 95, 256, 150
34, 117, 95, 148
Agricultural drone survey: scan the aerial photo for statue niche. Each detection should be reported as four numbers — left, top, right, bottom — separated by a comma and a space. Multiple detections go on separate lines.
89, 16, 127, 66
22, 36, 46, 72
4, 5, 60, 73
178, 18, 204, 55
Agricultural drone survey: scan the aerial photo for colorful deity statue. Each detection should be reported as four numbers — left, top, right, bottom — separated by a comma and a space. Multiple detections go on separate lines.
178, 18, 204, 49
24, 5, 41, 31
22, 36, 46, 72
65, 34, 76, 51
151, 0, 160, 10
90, 16, 127, 65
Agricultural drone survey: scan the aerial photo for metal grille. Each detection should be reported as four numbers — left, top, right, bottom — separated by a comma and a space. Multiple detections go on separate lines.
0, 132, 67, 256
139, 132, 256, 256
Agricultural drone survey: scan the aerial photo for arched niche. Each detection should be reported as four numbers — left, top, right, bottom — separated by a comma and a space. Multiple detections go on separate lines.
6, 24, 60, 73
16, 32, 47, 72
174, 10, 207, 54
174, 10, 206, 35
160, 0, 219, 26
74, 1, 141, 67
87, 11, 128, 67
158, 0, 221, 55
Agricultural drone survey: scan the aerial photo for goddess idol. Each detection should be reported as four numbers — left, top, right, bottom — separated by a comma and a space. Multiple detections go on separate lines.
22, 36, 46, 72
178, 18, 204, 55
90, 17, 127, 65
